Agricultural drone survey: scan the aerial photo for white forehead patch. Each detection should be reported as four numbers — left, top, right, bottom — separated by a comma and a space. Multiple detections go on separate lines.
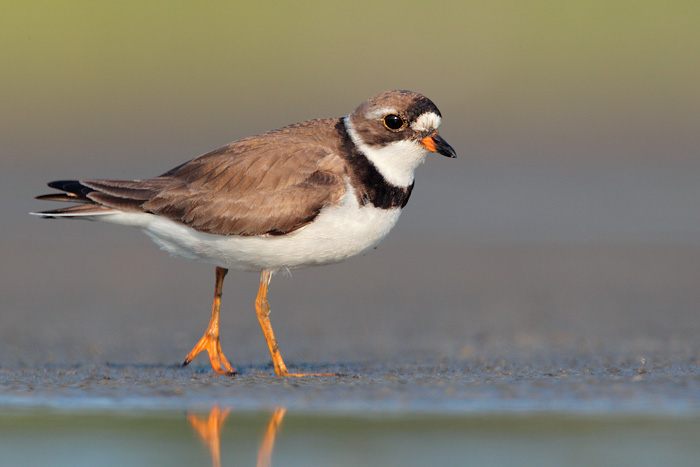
365, 107, 397, 120
411, 112, 442, 132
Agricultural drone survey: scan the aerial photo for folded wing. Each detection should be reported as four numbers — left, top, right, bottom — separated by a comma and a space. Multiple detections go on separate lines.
34, 120, 348, 236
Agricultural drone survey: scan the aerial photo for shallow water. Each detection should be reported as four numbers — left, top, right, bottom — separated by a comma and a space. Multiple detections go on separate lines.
3, 408, 700, 467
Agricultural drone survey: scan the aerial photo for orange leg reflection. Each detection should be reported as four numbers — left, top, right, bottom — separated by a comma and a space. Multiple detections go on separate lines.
188, 406, 287, 467
257, 407, 287, 467
188, 406, 230, 467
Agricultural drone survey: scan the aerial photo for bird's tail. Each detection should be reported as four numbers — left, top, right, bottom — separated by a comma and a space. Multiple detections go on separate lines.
31, 178, 167, 218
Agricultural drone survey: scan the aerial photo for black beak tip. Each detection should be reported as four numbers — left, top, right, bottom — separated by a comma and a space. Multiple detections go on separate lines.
442, 147, 457, 159
436, 137, 457, 159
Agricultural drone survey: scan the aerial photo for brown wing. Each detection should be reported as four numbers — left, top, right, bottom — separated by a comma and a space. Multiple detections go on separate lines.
35, 119, 349, 235
142, 120, 348, 236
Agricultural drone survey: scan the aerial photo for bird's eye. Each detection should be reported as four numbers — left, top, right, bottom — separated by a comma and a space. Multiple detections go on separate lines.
382, 114, 405, 131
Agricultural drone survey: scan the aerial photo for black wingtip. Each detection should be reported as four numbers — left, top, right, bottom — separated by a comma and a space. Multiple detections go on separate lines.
47, 180, 95, 196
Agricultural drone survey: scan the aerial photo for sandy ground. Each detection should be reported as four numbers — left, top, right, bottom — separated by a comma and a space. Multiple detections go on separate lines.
1, 165, 699, 412
2, 240, 699, 412
2, 357, 699, 413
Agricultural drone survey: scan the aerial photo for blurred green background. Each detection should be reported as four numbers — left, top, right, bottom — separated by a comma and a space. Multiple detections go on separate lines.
3, 0, 699, 171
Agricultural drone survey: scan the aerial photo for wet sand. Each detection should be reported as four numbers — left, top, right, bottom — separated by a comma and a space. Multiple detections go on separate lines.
2, 357, 699, 414
2, 241, 699, 413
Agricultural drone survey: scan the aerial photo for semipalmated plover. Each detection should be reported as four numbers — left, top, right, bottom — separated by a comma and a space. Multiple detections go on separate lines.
33, 90, 456, 376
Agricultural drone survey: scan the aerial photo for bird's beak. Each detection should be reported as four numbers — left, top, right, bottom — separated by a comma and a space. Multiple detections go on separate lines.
421, 132, 456, 158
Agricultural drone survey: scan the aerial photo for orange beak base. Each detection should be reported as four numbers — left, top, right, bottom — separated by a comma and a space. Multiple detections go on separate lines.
420, 133, 456, 158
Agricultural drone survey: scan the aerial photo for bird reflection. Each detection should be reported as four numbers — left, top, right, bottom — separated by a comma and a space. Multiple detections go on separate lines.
187, 406, 287, 467
257, 408, 287, 467
187, 407, 230, 467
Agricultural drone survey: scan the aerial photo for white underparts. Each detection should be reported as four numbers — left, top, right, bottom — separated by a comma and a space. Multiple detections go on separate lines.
83, 183, 403, 272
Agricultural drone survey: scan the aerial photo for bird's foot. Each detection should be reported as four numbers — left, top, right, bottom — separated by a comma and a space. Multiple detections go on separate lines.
182, 332, 237, 376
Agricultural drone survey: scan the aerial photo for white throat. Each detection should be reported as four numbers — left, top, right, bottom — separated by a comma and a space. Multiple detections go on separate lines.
344, 117, 429, 187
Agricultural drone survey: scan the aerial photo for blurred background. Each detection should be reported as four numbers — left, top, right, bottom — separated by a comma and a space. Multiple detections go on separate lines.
2, 1, 699, 369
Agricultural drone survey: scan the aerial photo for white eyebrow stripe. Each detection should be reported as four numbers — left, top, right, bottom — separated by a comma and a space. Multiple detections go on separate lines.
411, 112, 442, 132
365, 107, 397, 120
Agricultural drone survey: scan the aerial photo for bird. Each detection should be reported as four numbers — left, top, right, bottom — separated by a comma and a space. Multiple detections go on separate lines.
32, 90, 456, 377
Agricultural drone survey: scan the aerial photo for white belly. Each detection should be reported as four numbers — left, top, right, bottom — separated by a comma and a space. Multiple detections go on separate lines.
102, 191, 403, 272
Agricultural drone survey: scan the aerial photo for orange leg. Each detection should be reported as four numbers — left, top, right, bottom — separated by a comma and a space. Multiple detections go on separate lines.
256, 269, 338, 377
182, 267, 236, 375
